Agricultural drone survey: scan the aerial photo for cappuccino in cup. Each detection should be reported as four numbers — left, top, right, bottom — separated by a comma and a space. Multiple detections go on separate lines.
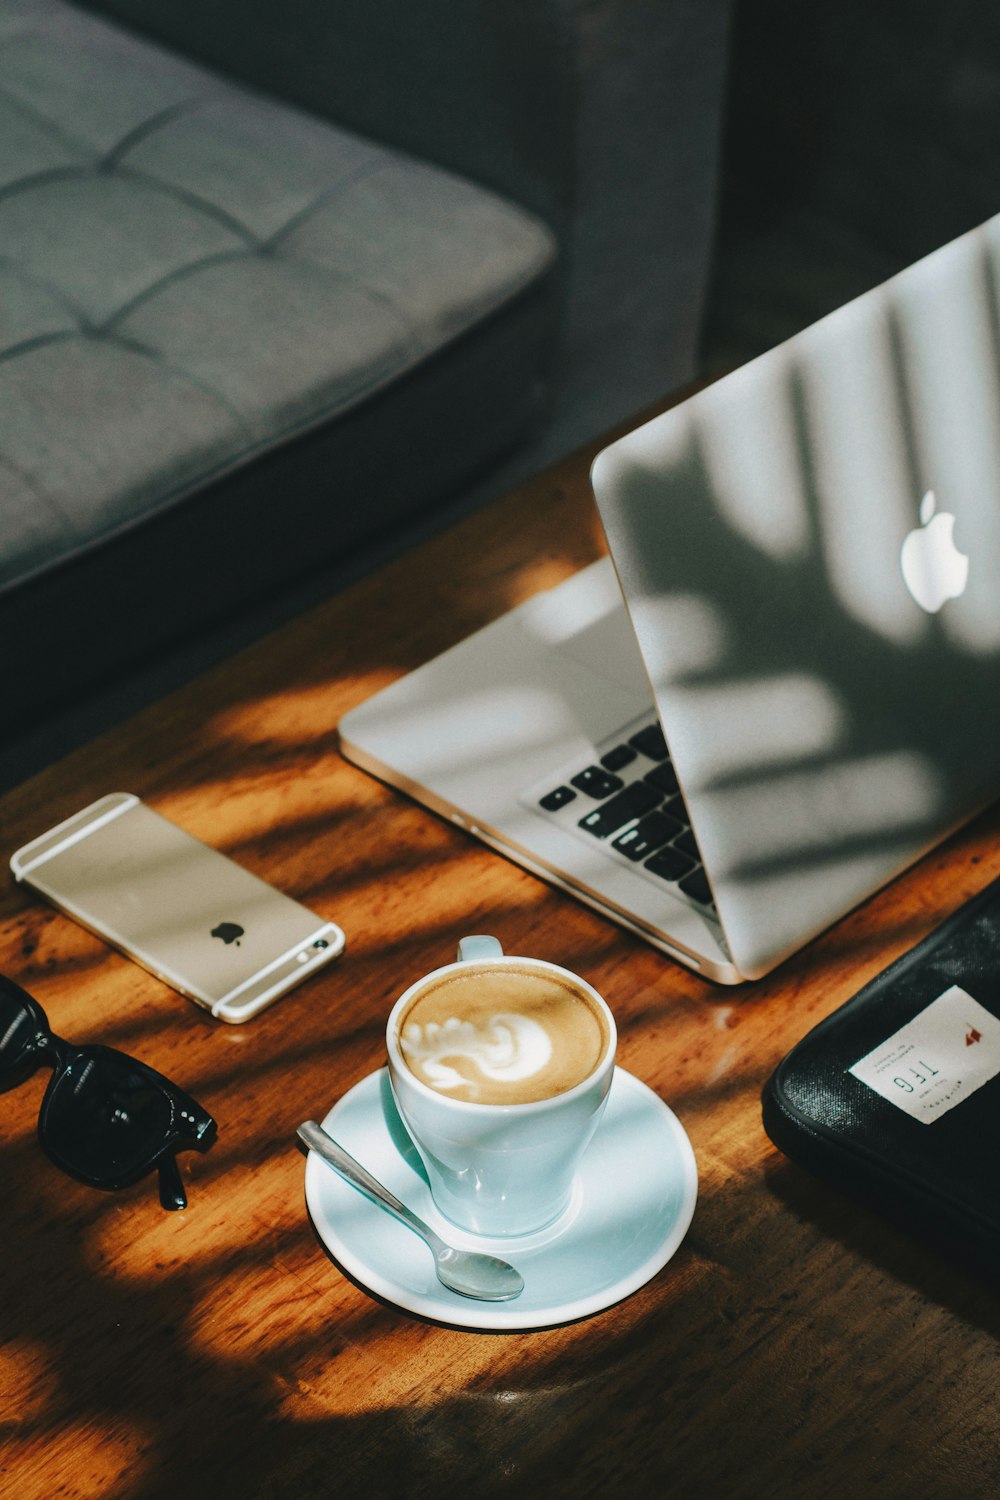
396, 964, 609, 1106
387, 937, 617, 1237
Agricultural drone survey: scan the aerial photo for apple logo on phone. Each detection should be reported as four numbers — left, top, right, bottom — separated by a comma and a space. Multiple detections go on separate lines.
211, 921, 244, 946
900, 490, 969, 613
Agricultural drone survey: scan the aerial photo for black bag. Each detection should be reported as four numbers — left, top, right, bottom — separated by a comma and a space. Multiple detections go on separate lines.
762, 875, 1000, 1270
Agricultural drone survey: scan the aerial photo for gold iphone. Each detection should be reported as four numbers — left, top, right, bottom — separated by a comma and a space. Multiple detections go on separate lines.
10, 793, 345, 1022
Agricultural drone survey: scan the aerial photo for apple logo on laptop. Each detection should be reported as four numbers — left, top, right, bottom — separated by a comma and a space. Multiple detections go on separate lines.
211, 921, 244, 946
900, 490, 969, 613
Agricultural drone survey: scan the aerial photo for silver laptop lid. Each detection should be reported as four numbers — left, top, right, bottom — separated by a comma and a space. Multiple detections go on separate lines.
592, 213, 1000, 978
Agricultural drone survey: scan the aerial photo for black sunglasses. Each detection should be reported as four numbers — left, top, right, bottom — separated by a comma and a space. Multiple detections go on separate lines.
0, 974, 216, 1210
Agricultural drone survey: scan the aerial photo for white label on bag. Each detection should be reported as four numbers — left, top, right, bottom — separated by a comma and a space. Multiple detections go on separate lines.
849, 986, 1000, 1124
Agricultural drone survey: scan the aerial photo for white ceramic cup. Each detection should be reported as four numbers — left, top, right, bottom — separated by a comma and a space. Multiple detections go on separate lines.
386, 936, 617, 1237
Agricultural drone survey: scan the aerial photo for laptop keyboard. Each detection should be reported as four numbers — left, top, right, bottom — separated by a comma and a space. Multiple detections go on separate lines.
525, 715, 717, 917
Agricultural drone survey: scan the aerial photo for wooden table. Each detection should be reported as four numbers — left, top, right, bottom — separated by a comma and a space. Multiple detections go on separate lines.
3, 409, 999, 1500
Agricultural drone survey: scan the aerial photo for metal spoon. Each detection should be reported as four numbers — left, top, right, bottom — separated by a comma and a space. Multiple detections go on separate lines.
298, 1120, 524, 1302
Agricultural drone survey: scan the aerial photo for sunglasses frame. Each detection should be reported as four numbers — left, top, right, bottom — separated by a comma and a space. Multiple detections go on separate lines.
0, 975, 216, 1209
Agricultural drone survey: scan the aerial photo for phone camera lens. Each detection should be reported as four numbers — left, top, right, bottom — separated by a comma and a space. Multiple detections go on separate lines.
313, 938, 329, 950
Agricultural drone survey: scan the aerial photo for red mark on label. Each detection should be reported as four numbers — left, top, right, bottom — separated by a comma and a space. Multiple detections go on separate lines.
966, 1027, 982, 1047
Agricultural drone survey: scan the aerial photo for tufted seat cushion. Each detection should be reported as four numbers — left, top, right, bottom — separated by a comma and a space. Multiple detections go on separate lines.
0, 0, 557, 678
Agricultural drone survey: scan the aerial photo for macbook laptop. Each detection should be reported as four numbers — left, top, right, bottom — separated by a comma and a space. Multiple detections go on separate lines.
339, 214, 1000, 983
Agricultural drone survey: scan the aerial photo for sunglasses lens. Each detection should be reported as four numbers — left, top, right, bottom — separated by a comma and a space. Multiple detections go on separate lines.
42, 1048, 174, 1185
0, 980, 43, 1081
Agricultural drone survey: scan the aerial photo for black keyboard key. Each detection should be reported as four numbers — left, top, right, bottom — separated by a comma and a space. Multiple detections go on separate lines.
629, 723, 668, 761
644, 761, 679, 796
579, 780, 660, 838
661, 793, 689, 824
612, 810, 683, 862
679, 867, 714, 906
674, 828, 701, 860
570, 766, 624, 799
644, 845, 696, 882
600, 743, 637, 772
539, 785, 576, 812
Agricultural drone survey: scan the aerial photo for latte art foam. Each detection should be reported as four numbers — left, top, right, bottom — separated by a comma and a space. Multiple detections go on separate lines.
397, 965, 608, 1104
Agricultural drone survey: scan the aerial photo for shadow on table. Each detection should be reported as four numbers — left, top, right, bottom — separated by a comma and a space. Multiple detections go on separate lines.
764, 1153, 1000, 1327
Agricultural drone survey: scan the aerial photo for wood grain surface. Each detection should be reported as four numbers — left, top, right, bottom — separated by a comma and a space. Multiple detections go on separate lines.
2, 415, 999, 1500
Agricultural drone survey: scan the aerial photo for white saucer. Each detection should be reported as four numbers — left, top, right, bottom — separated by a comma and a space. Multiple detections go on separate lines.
303, 1066, 698, 1330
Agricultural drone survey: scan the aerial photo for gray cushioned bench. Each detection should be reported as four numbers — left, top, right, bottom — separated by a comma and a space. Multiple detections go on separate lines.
0, 0, 558, 731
